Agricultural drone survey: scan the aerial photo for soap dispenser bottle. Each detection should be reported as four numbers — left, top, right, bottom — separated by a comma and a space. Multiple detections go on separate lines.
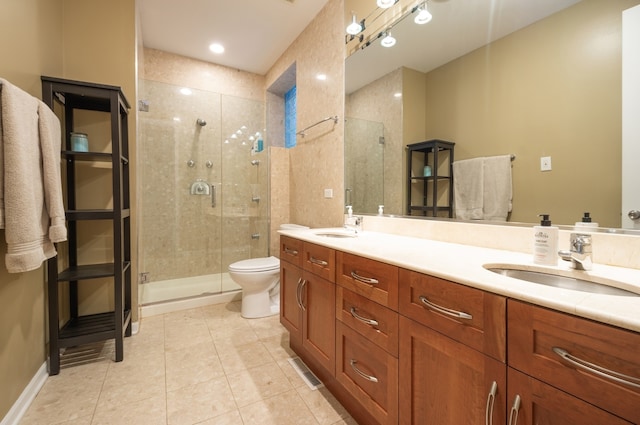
533, 214, 559, 266
575, 212, 598, 229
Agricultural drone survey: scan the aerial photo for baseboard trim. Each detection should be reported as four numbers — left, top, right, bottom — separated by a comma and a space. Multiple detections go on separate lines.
1, 362, 48, 425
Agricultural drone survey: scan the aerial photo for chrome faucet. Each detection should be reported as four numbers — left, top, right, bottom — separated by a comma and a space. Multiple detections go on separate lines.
344, 215, 363, 234
558, 233, 592, 271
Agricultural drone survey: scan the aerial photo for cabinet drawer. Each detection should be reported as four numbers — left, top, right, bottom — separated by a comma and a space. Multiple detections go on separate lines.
398, 268, 505, 362
336, 287, 398, 357
303, 242, 335, 282
336, 321, 398, 425
336, 251, 398, 310
508, 300, 640, 424
280, 235, 303, 268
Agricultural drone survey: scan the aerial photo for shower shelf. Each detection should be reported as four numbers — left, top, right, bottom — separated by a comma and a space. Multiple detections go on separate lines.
42, 76, 132, 376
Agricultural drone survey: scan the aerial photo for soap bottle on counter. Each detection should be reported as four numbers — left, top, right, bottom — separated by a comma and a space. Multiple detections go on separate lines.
533, 214, 558, 266
575, 212, 598, 229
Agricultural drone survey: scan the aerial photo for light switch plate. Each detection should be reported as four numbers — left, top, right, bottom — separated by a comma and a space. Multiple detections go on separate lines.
540, 156, 552, 171
324, 188, 333, 198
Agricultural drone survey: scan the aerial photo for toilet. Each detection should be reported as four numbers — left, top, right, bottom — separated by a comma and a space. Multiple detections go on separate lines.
229, 224, 309, 318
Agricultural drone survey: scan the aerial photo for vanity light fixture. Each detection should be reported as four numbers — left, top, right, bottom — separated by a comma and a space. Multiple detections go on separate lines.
381, 31, 396, 47
346, 13, 363, 35
414, 2, 432, 25
377, 0, 396, 9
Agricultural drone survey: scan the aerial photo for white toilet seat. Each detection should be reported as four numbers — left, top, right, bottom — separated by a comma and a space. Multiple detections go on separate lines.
229, 256, 280, 273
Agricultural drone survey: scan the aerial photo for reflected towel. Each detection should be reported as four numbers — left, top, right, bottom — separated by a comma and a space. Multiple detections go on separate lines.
483, 155, 512, 221
0, 78, 66, 273
453, 157, 484, 220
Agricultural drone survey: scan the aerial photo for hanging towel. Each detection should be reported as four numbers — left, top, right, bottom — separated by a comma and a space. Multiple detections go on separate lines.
0, 78, 67, 273
482, 155, 512, 221
452, 157, 484, 220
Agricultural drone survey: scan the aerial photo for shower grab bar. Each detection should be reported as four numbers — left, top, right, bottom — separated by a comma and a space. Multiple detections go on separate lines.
211, 185, 216, 208
297, 115, 339, 138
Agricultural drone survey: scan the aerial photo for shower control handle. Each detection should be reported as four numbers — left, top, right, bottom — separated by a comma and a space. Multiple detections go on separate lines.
211, 184, 216, 207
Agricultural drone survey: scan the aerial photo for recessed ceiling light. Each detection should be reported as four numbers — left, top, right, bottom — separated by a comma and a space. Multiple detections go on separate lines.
209, 43, 225, 54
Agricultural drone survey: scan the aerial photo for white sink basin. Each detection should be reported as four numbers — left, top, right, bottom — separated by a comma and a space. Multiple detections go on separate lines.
484, 264, 638, 297
313, 229, 357, 238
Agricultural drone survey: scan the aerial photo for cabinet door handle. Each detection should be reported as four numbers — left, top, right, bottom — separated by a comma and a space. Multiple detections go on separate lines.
350, 307, 379, 327
350, 359, 379, 383
350, 270, 379, 285
508, 394, 521, 425
211, 184, 216, 207
295, 278, 303, 309
284, 247, 299, 256
552, 347, 640, 389
485, 381, 498, 425
418, 295, 473, 320
309, 256, 328, 266
299, 279, 307, 311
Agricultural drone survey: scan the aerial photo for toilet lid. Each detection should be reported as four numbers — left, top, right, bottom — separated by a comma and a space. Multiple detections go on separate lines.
229, 256, 280, 272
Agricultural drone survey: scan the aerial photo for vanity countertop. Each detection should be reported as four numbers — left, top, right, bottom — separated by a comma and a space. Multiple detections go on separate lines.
279, 228, 640, 333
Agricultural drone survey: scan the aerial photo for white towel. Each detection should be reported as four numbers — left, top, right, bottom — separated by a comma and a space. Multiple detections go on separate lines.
0, 78, 67, 273
482, 155, 512, 221
453, 157, 484, 220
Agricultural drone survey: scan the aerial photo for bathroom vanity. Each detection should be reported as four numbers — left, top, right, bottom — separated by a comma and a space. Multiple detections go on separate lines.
278, 228, 640, 425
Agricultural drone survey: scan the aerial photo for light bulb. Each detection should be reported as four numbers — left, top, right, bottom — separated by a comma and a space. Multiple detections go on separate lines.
377, 0, 395, 8
381, 32, 396, 47
346, 14, 362, 35
414, 4, 432, 24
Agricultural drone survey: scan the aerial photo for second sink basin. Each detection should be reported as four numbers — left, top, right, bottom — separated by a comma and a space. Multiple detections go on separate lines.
486, 266, 638, 297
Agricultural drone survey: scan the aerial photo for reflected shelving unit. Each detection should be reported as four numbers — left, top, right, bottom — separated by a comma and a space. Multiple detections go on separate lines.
41, 76, 132, 375
406, 139, 455, 217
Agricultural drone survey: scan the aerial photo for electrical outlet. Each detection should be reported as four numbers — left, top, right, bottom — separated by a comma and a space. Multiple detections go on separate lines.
540, 156, 552, 171
324, 188, 333, 198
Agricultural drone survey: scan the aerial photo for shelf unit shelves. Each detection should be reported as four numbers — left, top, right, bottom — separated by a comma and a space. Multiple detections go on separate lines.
42, 76, 132, 375
406, 139, 455, 217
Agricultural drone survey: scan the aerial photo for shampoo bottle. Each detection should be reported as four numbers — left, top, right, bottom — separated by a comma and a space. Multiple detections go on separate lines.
533, 214, 558, 266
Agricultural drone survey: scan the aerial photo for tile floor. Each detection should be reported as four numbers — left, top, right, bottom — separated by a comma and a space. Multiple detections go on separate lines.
20, 302, 357, 425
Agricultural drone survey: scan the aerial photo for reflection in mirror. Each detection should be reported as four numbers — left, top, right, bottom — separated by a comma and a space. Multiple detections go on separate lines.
345, 0, 640, 228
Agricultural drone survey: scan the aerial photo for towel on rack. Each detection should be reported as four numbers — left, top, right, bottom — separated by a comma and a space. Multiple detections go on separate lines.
452, 157, 484, 220
482, 155, 512, 221
0, 78, 67, 273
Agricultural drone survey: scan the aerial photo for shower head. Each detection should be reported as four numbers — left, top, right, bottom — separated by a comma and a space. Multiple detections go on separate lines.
196, 118, 207, 127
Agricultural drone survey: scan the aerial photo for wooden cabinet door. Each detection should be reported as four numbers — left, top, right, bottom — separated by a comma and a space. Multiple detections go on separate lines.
301, 271, 336, 374
399, 315, 506, 425
507, 368, 632, 425
280, 260, 303, 345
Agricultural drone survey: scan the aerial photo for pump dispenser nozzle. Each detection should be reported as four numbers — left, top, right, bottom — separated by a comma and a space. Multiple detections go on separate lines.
539, 214, 552, 226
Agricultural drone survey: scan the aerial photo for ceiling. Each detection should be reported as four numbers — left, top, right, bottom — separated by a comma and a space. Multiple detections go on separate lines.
138, 0, 331, 75
138, 0, 581, 85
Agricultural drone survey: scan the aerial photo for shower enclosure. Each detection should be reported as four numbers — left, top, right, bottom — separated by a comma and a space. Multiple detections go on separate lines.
138, 80, 268, 306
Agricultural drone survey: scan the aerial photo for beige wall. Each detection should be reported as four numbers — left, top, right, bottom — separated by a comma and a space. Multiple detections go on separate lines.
424, 0, 640, 227
266, 0, 346, 228
1, 0, 136, 419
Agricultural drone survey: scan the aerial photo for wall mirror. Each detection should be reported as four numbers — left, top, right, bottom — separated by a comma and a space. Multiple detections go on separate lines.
345, 0, 639, 229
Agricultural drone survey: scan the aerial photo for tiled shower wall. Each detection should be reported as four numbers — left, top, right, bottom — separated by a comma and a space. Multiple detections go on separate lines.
139, 50, 268, 283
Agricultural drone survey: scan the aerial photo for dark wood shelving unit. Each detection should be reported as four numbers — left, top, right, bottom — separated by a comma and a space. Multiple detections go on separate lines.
42, 76, 132, 375
406, 139, 455, 217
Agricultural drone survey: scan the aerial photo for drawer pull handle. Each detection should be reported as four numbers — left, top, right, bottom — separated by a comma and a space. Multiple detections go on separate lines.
309, 256, 328, 266
418, 296, 473, 320
350, 270, 379, 285
350, 359, 379, 383
508, 394, 521, 425
350, 307, 379, 327
284, 247, 299, 256
552, 347, 640, 389
485, 381, 498, 425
